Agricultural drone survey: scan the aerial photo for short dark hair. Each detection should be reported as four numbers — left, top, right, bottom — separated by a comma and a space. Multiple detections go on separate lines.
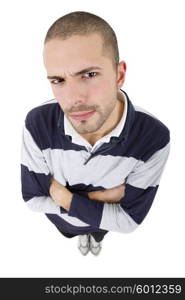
44, 11, 119, 68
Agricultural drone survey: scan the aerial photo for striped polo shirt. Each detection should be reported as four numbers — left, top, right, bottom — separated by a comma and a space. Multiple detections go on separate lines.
21, 89, 170, 234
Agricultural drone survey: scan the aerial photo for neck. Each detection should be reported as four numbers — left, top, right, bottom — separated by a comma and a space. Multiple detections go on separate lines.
81, 98, 124, 146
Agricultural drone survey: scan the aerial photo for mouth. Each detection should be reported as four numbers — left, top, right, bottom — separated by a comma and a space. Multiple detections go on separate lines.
69, 110, 96, 121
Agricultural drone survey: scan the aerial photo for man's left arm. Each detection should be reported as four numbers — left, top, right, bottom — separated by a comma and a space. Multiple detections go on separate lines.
50, 140, 170, 233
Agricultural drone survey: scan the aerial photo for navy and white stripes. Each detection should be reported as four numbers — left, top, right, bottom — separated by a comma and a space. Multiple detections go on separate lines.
21, 90, 170, 234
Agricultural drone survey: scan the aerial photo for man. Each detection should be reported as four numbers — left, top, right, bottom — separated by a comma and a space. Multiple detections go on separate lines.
21, 11, 170, 256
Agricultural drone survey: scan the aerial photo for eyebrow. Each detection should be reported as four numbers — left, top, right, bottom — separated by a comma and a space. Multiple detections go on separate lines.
47, 66, 102, 80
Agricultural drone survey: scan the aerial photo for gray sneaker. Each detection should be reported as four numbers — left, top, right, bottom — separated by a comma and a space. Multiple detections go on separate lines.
78, 234, 90, 256
89, 235, 102, 256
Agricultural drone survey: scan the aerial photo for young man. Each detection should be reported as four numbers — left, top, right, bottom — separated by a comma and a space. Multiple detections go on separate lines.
21, 11, 170, 256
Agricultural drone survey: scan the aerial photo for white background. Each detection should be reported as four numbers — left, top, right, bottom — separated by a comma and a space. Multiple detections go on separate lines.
0, 0, 184, 277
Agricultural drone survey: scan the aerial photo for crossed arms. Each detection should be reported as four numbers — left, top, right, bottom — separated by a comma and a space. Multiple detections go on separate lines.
21, 120, 170, 232
49, 177, 126, 211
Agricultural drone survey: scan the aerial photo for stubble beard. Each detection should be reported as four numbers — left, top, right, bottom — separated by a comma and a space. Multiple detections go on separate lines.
66, 100, 116, 134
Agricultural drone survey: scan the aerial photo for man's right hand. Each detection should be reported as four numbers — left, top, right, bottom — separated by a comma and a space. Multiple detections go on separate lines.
88, 184, 126, 203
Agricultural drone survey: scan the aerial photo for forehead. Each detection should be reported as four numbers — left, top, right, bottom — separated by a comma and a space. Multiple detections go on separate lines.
43, 33, 111, 73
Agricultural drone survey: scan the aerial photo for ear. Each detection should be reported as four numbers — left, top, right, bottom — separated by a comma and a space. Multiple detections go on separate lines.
116, 61, 127, 89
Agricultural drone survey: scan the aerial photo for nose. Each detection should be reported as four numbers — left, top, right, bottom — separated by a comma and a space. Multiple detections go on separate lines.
63, 80, 88, 107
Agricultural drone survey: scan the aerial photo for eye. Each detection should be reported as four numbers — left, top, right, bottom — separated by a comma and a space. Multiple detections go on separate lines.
83, 72, 97, 79
50, 79, 64, 85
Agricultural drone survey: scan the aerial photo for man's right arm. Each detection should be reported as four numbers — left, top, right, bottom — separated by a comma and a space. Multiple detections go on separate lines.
21, 122, 61, 213
21, 120, 122, 214
21, 116, 135, 234
88, 184, 125, 203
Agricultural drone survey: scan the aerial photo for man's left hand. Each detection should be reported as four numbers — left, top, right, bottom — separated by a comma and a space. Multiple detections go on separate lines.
49, 177, 72, 211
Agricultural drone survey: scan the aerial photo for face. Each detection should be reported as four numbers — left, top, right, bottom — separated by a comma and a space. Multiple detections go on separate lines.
43, 33, 126, 135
